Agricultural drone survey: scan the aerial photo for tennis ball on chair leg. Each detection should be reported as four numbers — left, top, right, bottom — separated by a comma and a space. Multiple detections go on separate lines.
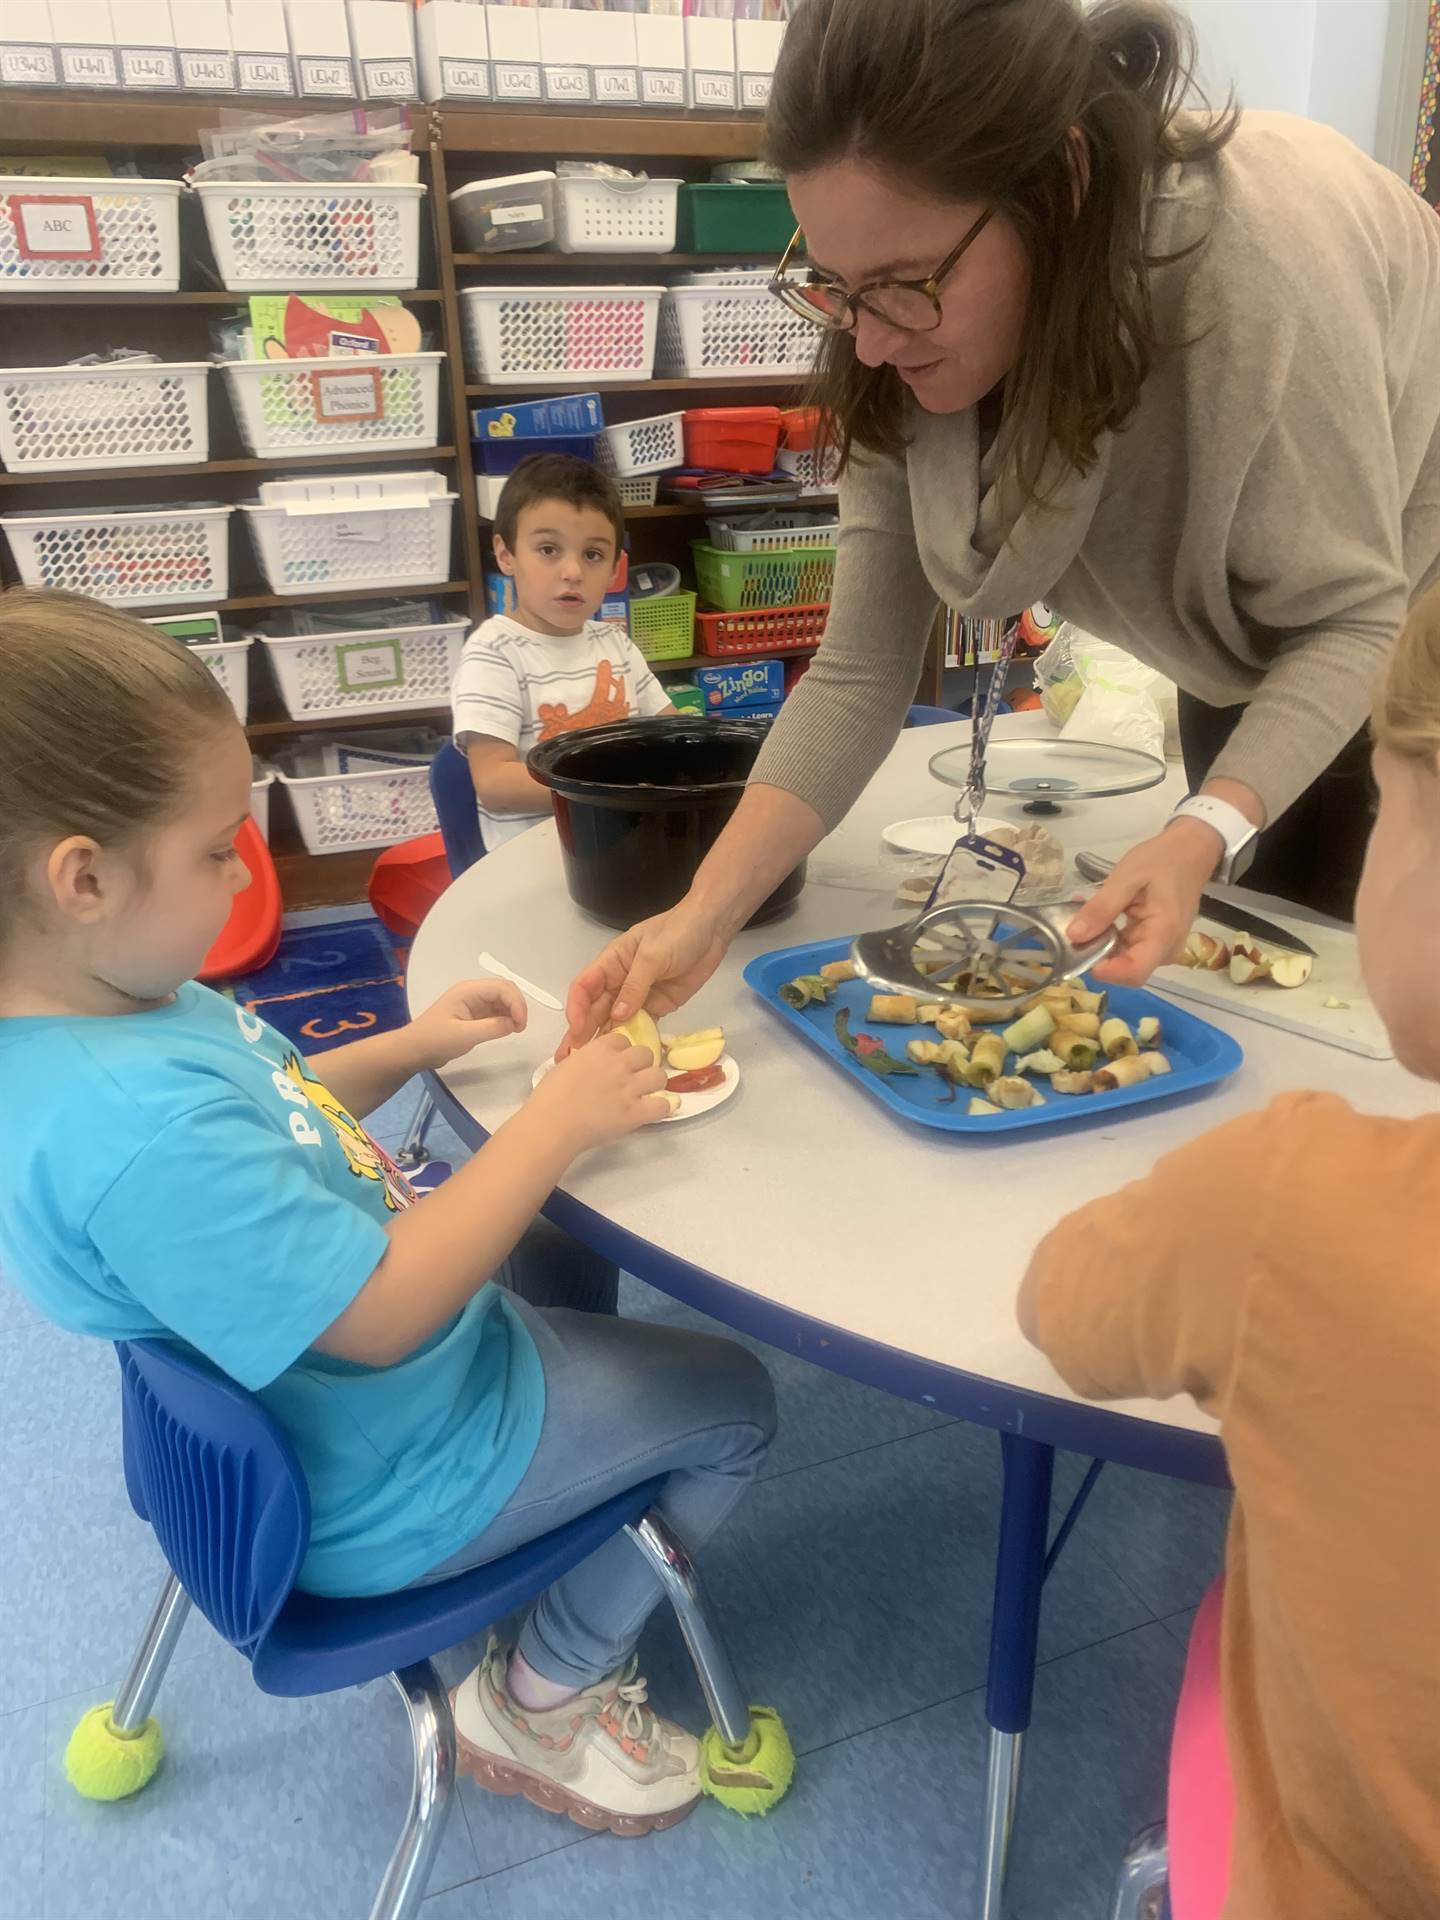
700, 1706, 795, 1816
65, 1704, 165, 1801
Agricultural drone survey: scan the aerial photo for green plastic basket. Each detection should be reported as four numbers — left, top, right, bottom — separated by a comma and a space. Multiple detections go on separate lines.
628, 590, 697, 662
676, 183, 797, 254
690, 540, 837, 613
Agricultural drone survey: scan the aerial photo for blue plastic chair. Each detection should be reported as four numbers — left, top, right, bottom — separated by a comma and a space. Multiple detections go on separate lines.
82, 1338, 759, 1920
394, 741, 486, 1171
905, 703, 959, 727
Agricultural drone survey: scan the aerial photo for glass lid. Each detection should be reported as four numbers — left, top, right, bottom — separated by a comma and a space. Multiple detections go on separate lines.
929, 736, 1166, 806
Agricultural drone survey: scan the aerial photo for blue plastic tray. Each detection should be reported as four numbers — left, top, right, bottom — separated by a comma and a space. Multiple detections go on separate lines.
744, 936, 1244, 1137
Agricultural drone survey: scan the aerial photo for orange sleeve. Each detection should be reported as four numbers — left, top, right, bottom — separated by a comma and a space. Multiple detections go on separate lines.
1017, 1103, 1296, 1412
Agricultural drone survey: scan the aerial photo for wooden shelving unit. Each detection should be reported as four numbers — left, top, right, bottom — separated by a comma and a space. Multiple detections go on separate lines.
0, 95, 941, 908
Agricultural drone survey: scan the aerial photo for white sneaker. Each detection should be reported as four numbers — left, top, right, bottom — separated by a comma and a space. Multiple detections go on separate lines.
452, 1638, 702, 1836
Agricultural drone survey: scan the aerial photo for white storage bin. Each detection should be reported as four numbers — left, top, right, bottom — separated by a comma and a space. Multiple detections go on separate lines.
450, 172, 555, 253
0, 177, 182, 293
708, 511, 840, 553
277, 742, 439, 853
460, 284, 662, 387
0, 361, 209, 473
0, 505, 233, 608
657, 285, 817, 380
614, 475, 658, 509
221, 352, 444, 457
250, 763, 275, 840
779, 444, 841, 493
259, 615, 467, 722
553, 175, 680, 255
193, 180, 426, 292
194, 635, 252, 721
243, 475, 456, 595
596, 410, 684, 478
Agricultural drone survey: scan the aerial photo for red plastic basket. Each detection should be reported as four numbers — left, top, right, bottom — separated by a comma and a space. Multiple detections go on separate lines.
695, 602, 829, 656
779, 406, 821, 451
682, 406, 782, 476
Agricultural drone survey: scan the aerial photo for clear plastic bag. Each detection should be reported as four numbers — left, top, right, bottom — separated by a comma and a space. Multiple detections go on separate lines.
1034, 625, 1179, 759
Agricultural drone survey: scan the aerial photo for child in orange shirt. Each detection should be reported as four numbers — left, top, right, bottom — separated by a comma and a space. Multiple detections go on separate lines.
1019, 581, 1440, 1919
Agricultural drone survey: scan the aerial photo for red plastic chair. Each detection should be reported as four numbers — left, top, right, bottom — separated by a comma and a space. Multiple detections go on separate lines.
1168, 1577, 1233, 1917
198, 818, 283, 982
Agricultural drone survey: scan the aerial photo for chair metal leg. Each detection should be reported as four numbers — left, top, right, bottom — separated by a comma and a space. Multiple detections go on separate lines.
624, 1511, 751, 1749
367, 1661, 456, 1920
979, 1432, 1056, 1920
393, 1091, 438, 1171
1110, 1822, 1169, 1920
111, 1574, 192, 1734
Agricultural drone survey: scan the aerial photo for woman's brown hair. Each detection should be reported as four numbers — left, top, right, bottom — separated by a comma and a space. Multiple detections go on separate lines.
0, 589, 237, 939
765, 0, 1237, 507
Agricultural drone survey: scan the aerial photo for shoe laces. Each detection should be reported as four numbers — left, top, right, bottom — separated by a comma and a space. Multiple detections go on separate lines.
611, 1660, 658, 1750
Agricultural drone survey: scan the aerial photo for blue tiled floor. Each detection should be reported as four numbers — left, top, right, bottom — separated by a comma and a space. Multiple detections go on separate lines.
2, 1061, 1230, 1920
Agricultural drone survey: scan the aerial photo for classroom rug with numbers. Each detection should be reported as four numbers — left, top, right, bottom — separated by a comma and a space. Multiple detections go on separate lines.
225, 913, 411, 1055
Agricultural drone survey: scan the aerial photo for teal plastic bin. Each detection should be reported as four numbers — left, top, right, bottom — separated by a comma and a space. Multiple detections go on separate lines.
677, 183, 796, 254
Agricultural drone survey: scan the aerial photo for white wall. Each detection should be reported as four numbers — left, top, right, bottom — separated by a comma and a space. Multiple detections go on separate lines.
1156, 0, 1424, 168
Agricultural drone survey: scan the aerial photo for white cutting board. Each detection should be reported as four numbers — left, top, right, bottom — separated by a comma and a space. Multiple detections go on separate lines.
1153, 909, 1391, 1060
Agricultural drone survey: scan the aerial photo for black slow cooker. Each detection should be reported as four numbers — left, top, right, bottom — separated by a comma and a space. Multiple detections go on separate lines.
527, 715, 806, 929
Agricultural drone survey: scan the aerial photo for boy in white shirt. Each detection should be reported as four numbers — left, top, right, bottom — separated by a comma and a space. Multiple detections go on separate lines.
451, 454, 675, 851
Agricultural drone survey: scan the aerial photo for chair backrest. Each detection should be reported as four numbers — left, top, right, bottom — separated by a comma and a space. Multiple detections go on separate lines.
117, 1339, 309, 1659
429, 739, 486, 879
905, 704, 957, 728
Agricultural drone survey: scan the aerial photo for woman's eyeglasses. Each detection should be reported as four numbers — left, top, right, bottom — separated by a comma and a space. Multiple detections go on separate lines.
769, 206, 995, 335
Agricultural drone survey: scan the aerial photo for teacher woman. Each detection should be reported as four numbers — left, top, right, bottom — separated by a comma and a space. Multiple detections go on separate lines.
567, 0, 1440, 1042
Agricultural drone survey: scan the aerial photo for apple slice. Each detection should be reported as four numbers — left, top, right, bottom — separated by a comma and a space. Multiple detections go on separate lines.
666, 1033, 726, 1072
611, 1009, 662, 1065
1229, 943, 1271, 986
661, 1026, 723, 1055
1269, 953, 1314, 990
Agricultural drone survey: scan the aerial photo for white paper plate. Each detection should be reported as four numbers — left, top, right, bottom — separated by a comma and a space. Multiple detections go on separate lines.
881, 814, 1004, 857
532, 1052, 740, 1123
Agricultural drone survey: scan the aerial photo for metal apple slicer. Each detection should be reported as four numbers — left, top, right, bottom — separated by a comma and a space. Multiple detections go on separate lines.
853, 622, 1117, 1016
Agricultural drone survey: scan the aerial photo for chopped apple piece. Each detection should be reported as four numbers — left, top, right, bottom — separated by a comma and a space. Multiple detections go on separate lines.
1323, 996, 1351, 1011
1050, 1070, 1096, 1096
612, 1009, 662, 1065
991, 1076, 1044, 1109
1269, 953, 1314, 990
660, 1026, 722, 1055
1094, 1055, 1152, 1090
1100, 1017, 1137, 1059
1179, 931, 1230, 972
666, 1034, 726, 1072
1136, 1016, 1163, 1049
1142, 1052, 1173, 1077
967, 1097, 1002, 1116
1228, 943, 1271, 985
1015, 1048, 1065, 1076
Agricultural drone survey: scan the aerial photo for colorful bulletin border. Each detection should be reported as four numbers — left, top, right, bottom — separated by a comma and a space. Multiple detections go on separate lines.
1413, 0, 1440, 195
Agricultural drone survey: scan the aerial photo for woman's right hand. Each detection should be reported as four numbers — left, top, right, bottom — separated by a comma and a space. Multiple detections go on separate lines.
562, 897, 733, 1053
530, 1032, 670, 1152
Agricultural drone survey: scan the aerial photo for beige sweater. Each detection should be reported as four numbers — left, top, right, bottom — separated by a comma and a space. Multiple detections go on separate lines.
755, 114, 1440, 830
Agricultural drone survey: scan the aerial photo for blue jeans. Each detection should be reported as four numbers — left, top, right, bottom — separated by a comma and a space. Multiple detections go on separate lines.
416, 1217, 777, 1689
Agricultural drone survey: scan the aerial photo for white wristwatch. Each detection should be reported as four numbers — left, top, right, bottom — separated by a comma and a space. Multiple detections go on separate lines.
1169, 795, 1259, 884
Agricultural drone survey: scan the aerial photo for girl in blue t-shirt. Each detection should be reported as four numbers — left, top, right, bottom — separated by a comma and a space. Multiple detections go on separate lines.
0, 590, 775, 1836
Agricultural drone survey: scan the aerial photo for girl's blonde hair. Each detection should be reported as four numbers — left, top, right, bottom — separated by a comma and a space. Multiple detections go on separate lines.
1374, 582, 1440, 766
0, 589, 237, 925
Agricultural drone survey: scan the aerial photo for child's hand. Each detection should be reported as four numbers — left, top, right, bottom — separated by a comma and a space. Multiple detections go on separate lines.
410, 980, 527, 1070
529, 1033, 670, 1154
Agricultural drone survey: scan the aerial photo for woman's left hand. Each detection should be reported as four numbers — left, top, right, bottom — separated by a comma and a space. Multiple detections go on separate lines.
409, 979, 527, 1070
1065, 821, 1220, 985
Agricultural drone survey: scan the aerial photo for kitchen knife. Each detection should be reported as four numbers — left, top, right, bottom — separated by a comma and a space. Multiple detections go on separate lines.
1074, 851, 1318, 959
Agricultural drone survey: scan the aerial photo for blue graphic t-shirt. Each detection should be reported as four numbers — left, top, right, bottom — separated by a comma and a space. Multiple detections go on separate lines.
0, 984, 544, 1596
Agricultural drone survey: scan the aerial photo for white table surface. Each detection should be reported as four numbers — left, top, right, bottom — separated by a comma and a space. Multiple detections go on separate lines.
408, 716, 1431, 1475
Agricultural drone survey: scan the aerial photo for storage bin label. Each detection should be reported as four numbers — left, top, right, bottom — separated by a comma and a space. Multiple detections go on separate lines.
179, 50, 235, 90
331, 513, 388, 545
640, 68, 684, 107
543, 64, 591, 102
336, 640, 404, 692
692, 69, 737, 109
741, 72, 773, 111
440, 57, 490, 98
361, 57, 416, 98
492, 203, 546, 228
10, 195, 101, 261
121, 47, 179, 88
299, 56, 355, 96
494, 61, 542, 101
1, 45, 58, 86
58, 45, 118, 86
313, 367, 385, 424
238, 53, 293, 92
595, 67, 639, 105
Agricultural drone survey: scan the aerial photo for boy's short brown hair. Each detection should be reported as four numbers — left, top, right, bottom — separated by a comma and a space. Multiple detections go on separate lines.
493, 454, 625, 556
